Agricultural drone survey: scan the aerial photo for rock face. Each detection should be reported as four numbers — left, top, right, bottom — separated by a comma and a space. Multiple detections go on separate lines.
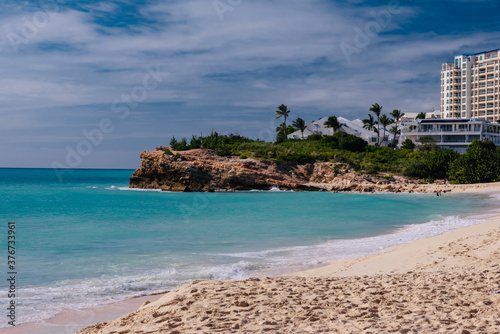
129, 148, 445, 193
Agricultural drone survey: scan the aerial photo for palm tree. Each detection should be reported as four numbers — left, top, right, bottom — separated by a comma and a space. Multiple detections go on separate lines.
362, 114, 378, 144
324, 116, 342, 135
292, 117, 307, 139
389, 125, 400, 148
378, 114, 393, 145
389, 109, 405, 148
275, 104, 291, 140
415, 112, 426, 120
369, 103, 383, 144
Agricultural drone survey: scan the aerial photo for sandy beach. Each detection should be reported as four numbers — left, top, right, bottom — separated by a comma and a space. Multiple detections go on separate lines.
72, 189, 500, 333
8, 184, 500, 334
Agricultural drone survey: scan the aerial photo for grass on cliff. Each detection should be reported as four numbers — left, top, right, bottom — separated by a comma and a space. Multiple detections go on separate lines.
167, 132, 500, 184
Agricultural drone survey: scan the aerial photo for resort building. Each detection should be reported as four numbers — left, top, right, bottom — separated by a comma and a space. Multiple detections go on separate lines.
287, 116, 401, 146
400, 118, 500, 153
400, 111, 441, 124
441, 48, 500, 121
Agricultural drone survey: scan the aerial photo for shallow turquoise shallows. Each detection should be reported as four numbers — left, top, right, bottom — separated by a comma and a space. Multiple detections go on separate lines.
0, 168, 495, 325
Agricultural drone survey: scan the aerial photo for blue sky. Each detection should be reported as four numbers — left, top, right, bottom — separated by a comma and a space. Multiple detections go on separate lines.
0, 0, 499, 168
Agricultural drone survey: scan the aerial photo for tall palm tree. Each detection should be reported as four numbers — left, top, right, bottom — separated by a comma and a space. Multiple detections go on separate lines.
324, 116, 342, 135
389, 109, 405, 148
292, 117, 307, 139
369, 103, 383, 144
362, 114, 378, 144
389, 125, 400, 148
378, 114, 393, 145
275, 104, 291, 140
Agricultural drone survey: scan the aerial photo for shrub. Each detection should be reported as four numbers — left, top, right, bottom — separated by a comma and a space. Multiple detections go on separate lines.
401, 139, 415, 150
403, 149, 459, 179
448, 140, 500, 184
172, 138, 188, 151
333, 132, 367, 152
163, 148, 173, 156
306, 134, 323, 141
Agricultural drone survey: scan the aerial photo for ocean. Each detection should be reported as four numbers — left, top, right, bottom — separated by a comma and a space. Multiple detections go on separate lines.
0, 168, 497, 327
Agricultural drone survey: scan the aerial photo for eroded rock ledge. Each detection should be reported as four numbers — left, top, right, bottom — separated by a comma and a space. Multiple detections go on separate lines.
129, 148, 448, 193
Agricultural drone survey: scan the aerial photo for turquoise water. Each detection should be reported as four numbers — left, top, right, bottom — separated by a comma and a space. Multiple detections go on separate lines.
0, 168, 496, 326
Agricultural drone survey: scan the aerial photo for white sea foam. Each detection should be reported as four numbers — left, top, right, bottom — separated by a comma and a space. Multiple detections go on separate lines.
5, 204, 492, 327
3, 260, 259, 327
106, 185, 163, 192
209, 215, 487, 274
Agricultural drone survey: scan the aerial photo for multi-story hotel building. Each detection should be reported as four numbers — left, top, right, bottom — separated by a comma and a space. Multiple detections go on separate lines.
441, 48, 500, 121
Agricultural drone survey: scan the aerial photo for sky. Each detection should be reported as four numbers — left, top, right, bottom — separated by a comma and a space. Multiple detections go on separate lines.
0, 0, 499, 168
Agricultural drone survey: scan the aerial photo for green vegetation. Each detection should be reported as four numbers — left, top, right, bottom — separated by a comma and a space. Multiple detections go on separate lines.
363, 103, 405, 148
274, 104, 291, 142
324, 116, 342, 135
164, 104, 500, 185
167, 132, 500, 184
389, 109, 404, 147
415, 112, 426, 120
369, 103, 383, 144
401, 139, 416, 150
292, 118, 307, 139
448, 140, 500, 184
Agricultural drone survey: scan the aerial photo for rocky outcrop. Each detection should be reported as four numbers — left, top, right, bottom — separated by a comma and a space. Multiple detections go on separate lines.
129, 148, 451, 193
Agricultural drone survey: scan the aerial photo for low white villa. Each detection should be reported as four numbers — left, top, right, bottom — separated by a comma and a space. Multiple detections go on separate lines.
287, 116, 401, 146
401, 119, 500, 153
400, 110, 441, 123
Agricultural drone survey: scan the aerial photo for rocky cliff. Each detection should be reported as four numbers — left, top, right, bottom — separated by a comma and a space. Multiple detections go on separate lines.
129, 148, 446, 193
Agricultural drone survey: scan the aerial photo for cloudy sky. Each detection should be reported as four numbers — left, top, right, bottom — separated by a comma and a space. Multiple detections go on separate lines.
1, 0, 499, 168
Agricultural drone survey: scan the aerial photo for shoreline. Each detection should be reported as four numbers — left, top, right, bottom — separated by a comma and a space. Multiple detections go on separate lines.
9, 185, 500, 333
0, 294, 164, 334
76, 209, 500, 333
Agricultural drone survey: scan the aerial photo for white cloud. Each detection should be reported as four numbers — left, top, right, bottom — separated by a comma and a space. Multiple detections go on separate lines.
0, 0, 498, 167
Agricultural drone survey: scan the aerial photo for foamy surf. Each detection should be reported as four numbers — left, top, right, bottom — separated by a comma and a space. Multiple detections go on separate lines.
106, 185, 163, 192
8, 261, 257, 326
2, 169, 497, 328
207, 215, 487, 274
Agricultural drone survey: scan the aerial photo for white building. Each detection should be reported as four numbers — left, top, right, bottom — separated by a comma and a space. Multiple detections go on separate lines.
287, 116, 401, 146
441, 48, 500, 121
400, 111, 441, 123
401, 118, 500, 153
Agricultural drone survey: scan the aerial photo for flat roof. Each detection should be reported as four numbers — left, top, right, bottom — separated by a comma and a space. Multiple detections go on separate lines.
419, 119, 492, 124
462, 48, 500, 56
